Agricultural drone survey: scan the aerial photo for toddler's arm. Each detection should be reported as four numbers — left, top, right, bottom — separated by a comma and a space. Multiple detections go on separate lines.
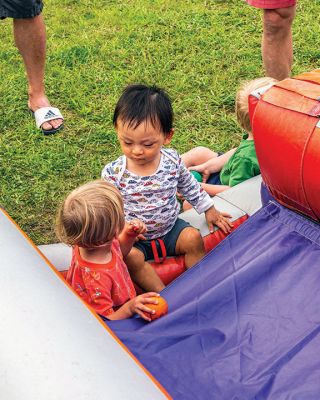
107, 292, 159, 321
118, 219, 147, 258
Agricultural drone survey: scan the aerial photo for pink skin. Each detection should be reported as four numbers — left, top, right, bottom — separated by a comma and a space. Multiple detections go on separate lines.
126, 220, 147, 241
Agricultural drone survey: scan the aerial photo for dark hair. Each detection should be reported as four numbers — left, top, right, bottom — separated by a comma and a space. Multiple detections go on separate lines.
113, 84, 173, 135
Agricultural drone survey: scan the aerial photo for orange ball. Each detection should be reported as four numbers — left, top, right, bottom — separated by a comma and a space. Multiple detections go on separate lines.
147, 296, 168, 321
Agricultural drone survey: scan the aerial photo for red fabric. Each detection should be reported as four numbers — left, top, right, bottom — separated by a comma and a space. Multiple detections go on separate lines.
245, 0, 296, 9
151, 239, 167, 263
295, 69, 320, 85
66, 240, 136, 317
134, 215, 248, 294
249, 70, 320, 221
203, 215, 248, 252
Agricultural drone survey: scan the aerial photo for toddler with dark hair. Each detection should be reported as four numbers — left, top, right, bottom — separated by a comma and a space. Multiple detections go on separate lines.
102, 85, 233, 286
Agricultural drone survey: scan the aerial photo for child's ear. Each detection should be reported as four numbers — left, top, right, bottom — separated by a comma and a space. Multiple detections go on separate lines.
164, 128, 174, 145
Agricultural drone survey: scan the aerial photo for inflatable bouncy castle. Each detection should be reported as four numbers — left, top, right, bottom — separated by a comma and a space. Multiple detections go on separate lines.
1, 70, 320, 399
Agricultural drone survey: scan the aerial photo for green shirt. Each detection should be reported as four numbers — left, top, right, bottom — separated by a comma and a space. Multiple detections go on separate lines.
220, 134, 260, 186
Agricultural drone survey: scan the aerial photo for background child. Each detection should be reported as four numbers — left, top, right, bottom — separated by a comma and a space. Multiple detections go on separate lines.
181, 77, 278, 200
102, 84, 233, 280
56, 179, 160, 321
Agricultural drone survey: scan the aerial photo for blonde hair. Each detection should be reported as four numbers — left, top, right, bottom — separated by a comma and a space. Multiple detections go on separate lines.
56, 179, 125, 248
236, 77, 278, 133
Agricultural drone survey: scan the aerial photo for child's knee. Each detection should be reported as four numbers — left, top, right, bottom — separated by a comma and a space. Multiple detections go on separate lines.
193, 146, 213, 158
176, 227, 204, 253
194, 146, 209, 153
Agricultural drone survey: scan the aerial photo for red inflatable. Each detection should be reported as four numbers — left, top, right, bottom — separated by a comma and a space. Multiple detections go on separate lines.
249, 69, 320, 221
134, 215, 247, 293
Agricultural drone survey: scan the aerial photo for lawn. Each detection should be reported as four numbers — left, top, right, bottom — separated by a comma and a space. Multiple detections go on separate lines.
0, 0, 319, 244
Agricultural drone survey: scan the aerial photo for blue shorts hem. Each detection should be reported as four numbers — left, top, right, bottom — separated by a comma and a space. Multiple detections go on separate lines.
134, 218, 191, 261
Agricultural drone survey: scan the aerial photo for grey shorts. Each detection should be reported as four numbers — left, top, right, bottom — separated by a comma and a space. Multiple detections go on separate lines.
0, 0, 43, 19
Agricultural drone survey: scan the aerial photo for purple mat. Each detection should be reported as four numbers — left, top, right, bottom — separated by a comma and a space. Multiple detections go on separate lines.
107, 201, 320, 399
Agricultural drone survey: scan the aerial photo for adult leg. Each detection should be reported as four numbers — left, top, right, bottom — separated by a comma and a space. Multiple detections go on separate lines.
175, 227, 206, 269
262, 5, 296, 80
125, 247, 165, 292
13, 15, 63, 131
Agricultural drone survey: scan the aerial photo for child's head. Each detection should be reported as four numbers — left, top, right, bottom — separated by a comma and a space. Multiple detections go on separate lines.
56, 180, 124, 248
113, 84, 173, 135
113, 84, 174, 167
236, 77, 278, 133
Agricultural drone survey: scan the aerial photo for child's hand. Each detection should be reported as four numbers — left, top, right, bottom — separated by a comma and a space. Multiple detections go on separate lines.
176, 191, 185, 201
129, 292, 160, 322
188, 165, 210, 183
189, 158, 221, 182
126, 219, 147, 240
205, 206, 233, 234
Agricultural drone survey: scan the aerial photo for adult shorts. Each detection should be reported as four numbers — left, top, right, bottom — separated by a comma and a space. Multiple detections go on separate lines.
0, 0, 43, 19
245, 0, 296, 9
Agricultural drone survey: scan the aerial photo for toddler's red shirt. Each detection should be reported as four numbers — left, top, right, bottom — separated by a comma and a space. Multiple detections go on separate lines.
66, 240, 136, 317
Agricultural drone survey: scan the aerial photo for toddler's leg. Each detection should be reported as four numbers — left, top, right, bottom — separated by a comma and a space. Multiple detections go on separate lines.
181, 146, 218, 168
125, 247, 165, 292
175, 227, 206, 269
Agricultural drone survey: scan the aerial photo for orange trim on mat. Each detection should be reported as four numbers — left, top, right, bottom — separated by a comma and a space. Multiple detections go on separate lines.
0, 207, 172, 399
276, 78, 320, 101
262, 87, 319, 116
294, 69, 320, 85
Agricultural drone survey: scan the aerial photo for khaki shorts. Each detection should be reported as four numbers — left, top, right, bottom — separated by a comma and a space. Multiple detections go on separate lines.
0, 0, 43, 19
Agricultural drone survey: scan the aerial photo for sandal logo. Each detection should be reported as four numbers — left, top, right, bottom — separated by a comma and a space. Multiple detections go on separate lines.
44, 110, 57, 119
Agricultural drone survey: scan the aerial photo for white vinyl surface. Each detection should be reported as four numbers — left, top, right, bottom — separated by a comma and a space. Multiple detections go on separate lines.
0, 210, 168, 400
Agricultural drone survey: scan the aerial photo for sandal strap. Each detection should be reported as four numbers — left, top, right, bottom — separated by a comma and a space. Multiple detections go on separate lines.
33, 107, 64, 128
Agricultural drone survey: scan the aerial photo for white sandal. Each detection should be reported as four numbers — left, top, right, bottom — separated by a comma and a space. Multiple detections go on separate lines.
30, 106, 64, 135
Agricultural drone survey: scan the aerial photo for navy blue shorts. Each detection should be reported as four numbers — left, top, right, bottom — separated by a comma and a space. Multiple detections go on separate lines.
0, 0, 43, 19
206, 171, 222, 185
134, 218, 191, 261
206, 152, 223, 185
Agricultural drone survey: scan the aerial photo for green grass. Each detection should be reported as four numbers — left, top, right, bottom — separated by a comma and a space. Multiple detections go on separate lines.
0, 0, 319, 244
